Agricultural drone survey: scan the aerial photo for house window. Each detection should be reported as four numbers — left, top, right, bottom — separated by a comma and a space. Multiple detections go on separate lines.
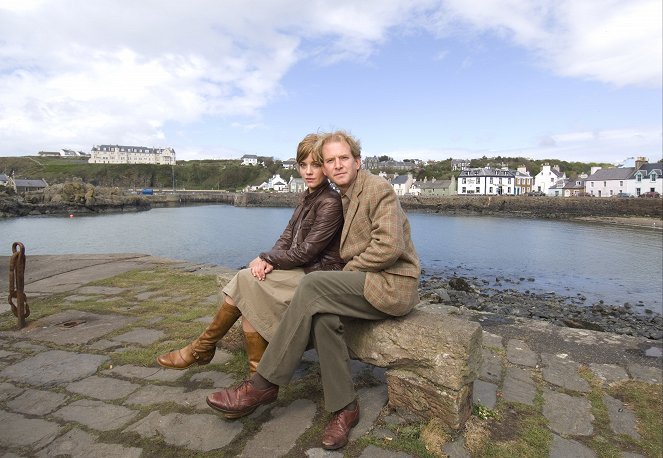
603, 181, 607, 186
609, 190, 613, 196
476, 186, 480, 193
489, 187, 493, 193
461, 187, 466, 193
489, 178, 493, 184
462, 178, 466, 184
591, 182, 594, 187
637, 174, 642, 182
620, 181, 623, 186
636, 188, 641, 196
651, 174, 657, 182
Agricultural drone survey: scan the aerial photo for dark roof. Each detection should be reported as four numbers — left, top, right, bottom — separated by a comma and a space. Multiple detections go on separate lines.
419, 180, 452, 189
459, 168, 514, 177
391, 175, 410, 185
14, 179, 47, 187
587, 167, 635, 181
632, 162, 662, 178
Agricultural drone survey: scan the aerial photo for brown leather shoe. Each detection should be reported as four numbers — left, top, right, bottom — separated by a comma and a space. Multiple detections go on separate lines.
207, 380, 278, 419
321, 403, 360, 450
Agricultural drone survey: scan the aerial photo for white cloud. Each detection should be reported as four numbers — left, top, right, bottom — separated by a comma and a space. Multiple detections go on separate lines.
0, 0, 659, 158
431, 0, 662, 87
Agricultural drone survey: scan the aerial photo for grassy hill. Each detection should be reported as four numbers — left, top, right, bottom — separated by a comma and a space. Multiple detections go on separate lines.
0, 156, 299, 191
0, 155, 617, 191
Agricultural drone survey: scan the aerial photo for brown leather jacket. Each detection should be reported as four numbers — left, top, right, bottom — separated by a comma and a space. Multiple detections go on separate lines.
260, 181, 345, 273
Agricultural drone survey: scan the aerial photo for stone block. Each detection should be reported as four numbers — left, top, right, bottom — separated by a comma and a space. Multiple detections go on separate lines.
386, 368, 473, 430
344, 309, 483, 390
342, 309, 482, 430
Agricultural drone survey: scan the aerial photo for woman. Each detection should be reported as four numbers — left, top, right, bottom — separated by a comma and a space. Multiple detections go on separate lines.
157, 133, 344, 373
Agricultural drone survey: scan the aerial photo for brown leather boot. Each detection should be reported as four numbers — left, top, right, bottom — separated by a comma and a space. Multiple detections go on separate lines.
157, 301, 241, 369
244, 331, 268, 376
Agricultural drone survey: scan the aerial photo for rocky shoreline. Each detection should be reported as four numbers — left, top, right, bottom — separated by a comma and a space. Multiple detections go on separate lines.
1, 183, 150, 217
419, 272, 662, 340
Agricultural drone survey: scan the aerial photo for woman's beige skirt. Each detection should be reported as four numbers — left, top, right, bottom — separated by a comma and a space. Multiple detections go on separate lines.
222, 267, 306, 341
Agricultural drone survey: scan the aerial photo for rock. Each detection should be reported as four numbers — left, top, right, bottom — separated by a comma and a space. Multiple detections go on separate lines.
2, 183, 150, 217
449, 277, 473, 292
344, 308, 482, 429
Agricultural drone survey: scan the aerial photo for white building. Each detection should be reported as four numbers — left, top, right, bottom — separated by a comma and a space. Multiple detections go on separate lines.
630, 161, 662, 196
458, 168, 515, 195
391, 173, 414, 196
257, 174, 288, 192
533, 164, 566, 194
241, 154, 258, 166
288, 177, 306, 193
585, 167, 634, 197
88, 145, 176, 165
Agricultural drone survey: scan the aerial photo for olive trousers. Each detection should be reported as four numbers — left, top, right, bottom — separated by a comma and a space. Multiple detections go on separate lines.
256, 270, 390, 412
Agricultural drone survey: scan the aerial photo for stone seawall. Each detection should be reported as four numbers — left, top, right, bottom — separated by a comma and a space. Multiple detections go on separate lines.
399, 195, 663, 219
199, 191, 662, 219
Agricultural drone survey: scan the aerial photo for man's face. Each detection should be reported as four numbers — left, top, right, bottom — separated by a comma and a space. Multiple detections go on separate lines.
322, 140, 361, 193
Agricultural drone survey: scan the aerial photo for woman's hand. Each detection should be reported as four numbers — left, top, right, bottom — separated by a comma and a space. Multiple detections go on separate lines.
248, 257, 273, 281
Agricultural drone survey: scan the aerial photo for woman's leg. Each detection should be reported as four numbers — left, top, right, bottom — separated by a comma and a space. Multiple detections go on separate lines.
157, 294, 241, 369
243, 316, 268, 376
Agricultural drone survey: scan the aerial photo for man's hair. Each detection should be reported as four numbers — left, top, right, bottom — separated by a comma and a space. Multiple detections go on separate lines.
318, 130, 361, 159
296, 133, 321, 164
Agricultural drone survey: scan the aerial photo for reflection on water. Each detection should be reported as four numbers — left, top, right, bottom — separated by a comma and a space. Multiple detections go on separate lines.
1, 205, 661, 313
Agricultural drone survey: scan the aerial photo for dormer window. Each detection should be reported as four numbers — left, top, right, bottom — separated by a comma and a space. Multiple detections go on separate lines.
637, 173, 642, 182
651, 173, 657, 182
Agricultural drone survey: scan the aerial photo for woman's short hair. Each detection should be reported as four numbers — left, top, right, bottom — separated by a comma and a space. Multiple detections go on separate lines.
296, 134, 321, 164
317, 130, 361, 159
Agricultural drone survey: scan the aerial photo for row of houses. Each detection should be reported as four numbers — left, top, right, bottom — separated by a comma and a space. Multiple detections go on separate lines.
252, 157, 662, 198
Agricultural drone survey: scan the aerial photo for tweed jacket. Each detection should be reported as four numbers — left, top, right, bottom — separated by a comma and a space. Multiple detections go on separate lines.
341, 170, 420, 316
260, 181, 345, 273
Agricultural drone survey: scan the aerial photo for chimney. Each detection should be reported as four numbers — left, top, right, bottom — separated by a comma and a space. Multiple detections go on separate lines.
635, 157, 648, 170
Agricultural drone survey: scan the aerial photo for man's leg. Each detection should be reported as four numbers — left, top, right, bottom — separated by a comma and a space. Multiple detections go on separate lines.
258, 271, 389, 404
207, 271, 388, 419
312, 314, 354, 411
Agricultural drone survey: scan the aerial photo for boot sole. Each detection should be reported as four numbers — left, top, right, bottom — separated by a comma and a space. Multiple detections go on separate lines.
205, 398, 276, 420
156, 357, 212, 370
206, 397, 261, 419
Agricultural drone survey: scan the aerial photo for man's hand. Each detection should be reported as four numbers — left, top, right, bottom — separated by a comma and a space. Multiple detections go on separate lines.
248, 257, 274, 281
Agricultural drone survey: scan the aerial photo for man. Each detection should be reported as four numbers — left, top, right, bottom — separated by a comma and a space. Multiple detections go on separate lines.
207, 130, 420, 450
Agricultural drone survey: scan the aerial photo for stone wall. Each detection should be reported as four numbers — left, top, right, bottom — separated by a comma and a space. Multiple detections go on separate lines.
399, 195, 662, 218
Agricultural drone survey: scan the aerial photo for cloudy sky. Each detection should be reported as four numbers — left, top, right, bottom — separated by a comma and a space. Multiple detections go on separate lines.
0, 0, 661, 164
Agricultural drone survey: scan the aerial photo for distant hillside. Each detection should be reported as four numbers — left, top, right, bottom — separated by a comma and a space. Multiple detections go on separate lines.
0, 156, 298, 191
0, 154, 618, 191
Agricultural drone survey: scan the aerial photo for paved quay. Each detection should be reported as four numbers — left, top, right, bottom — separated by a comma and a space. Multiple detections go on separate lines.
0, 254, 661, 457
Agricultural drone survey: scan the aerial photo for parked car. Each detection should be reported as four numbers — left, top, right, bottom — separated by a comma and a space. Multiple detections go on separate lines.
639, 191, 661, 198
615, 192, 633, 198
526, 191, 546, 196
576, 192, 594, 197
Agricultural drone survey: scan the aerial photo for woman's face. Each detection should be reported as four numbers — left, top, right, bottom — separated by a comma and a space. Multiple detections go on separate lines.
298, 153, 326, 191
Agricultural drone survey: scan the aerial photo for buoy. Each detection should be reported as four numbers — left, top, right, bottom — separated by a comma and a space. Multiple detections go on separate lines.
69, 214, 74, 218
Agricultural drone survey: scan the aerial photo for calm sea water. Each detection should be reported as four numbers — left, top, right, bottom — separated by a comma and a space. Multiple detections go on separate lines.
1, 205, 661, 313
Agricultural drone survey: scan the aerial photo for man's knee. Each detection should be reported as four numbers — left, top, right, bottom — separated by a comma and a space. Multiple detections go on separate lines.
296, 271, 332, 298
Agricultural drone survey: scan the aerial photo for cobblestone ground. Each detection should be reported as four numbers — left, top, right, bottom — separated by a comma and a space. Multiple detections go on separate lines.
0, 255, 661, 457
